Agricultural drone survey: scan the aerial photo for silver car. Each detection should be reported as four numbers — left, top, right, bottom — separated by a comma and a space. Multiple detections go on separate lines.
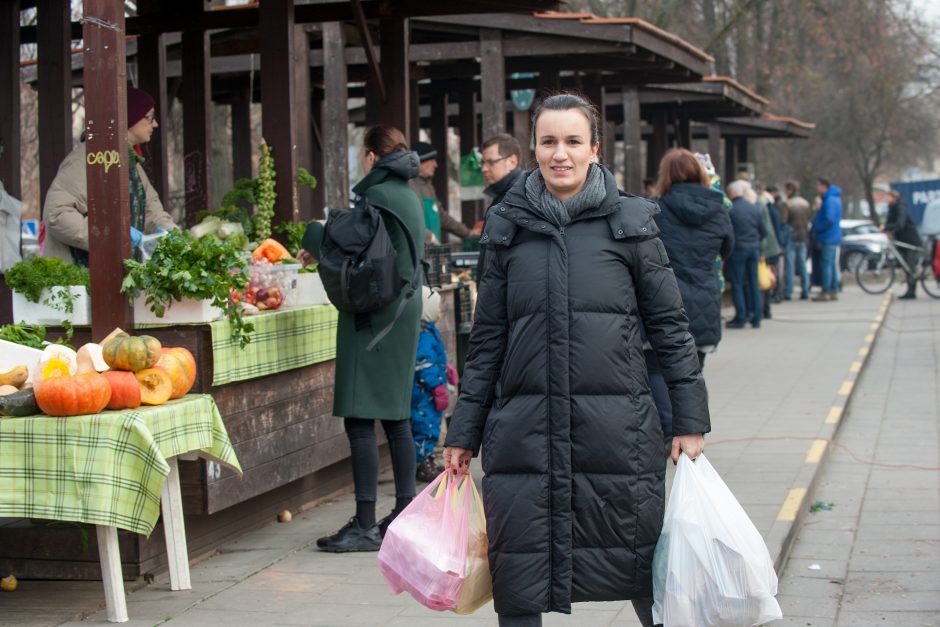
840, 219, 888, 272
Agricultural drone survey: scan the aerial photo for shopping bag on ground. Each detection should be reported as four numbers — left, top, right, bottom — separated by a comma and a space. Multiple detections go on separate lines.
652, 453, 782, 627
453, 474, 492, 614
378, 470, 491, 612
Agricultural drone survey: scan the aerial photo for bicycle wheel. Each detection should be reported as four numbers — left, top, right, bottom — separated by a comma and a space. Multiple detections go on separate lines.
855, 252, 896, 294
921, 264, 940, 298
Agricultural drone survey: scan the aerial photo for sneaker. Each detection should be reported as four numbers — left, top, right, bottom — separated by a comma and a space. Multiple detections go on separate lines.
725, 320, 747, 329
377, 508, 403, 538
316, 517, 381, 552
416, 456, 444, 483
899, 292, 916, 300
811, 293, 829, 302
828, 292, 839, 301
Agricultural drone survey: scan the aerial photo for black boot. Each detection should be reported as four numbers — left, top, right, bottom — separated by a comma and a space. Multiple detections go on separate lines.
900, 284, 917, 299
415, 455, 444, 483
316, 517, 381, 552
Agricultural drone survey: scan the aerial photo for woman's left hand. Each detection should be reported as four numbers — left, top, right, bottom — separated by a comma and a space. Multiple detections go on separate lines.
671, 433, 705, 465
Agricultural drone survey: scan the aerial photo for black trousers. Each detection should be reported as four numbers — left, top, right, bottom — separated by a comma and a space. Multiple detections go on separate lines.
344, 417, 416, 503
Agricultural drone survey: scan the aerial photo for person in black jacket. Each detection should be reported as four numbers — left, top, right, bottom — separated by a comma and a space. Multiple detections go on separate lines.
876, 185, 923, 298
726, 180, 767, 328
443, 94, 710, 627
476, 134, 526, 273
653, 148, 734, 365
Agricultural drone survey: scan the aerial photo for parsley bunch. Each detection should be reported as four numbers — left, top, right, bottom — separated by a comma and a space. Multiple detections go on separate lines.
121, 230, 254, 348
4, 257, 90, 310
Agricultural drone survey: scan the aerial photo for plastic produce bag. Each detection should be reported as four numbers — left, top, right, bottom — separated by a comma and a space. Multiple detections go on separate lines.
378, 471, 492, 613
652, 454, 782, 627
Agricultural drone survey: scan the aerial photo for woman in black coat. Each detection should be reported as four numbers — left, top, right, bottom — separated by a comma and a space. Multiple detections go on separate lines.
443, 94, 710, 627
653, 148, 734, 365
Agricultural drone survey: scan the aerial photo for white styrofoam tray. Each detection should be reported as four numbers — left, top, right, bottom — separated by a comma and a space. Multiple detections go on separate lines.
133, 296, 223, 324
11, 287, 91, 326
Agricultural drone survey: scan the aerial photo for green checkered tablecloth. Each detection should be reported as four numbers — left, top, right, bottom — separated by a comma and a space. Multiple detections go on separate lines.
0, 394, 241, 536
209, 304, 338, 386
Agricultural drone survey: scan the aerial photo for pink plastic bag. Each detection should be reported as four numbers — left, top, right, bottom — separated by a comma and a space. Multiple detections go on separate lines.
377, 471, 473, 611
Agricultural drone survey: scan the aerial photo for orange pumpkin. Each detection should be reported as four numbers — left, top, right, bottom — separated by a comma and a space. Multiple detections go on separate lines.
155, 348, 197, 399
251, 238, 291, 263
135, 368, 173, 406
101, 370, 141, 410
102, 333, 162, 372
34, 372, 112, 417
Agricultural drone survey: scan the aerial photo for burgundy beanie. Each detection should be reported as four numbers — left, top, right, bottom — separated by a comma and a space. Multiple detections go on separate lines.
127, 86, 155, 127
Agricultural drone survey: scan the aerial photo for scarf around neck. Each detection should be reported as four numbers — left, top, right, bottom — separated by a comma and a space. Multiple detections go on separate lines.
524, 163, 607, 228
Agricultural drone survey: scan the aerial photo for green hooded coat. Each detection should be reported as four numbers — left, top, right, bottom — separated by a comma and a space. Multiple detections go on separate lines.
332, 151, 425, 420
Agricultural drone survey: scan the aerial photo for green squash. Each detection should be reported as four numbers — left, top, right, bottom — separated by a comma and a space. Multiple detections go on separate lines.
0, 388, 40, 417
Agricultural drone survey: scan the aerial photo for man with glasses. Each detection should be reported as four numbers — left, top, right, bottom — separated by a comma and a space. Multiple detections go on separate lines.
480, 133, 523, 210
42, 86, 176, 265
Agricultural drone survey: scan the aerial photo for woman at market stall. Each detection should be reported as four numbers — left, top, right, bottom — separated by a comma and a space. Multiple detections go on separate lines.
41, 86, 177, 265
314, 125, 425, 553
442, 93, 710, 627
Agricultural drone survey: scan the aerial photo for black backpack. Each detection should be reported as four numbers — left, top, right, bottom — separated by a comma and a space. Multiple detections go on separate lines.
318, 196, 421, 350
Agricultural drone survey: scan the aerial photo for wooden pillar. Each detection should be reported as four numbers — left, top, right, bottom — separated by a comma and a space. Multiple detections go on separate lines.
458, 90, 478, 226
309, 89, 325, 216
409, 79, 421, 143
230, 78, 253, 184
379, 18, 409, 138
84, 0, 133, 338
0, 0, 21, 198
707, 123, 722, 180
647, 108, 668, 180
512, 108, 532, 167
622, 87, 642, 195
429, 88, 448, 217
260, 0, 302, 227
480, 29, 504, 140
37, 0, 73, 210
583, 80, 607, 164
181, 8, 211, 227
724, 136, 736, 184
676, 112, 692, 149
737, 137, 748, 164
293, 26, 313, 222
136, 0, 169, 203
322, 21, 349, 212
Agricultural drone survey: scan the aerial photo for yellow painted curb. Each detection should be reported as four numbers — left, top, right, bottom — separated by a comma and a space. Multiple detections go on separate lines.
805, 439, 828, 463
858, 346, 869, 357
838, 381, 854, 396
825, 406, 843, 424
849, 361, 862, 373
777, 488, 807, 522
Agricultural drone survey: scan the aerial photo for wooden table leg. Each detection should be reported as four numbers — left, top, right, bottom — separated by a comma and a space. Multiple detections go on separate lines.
96, 525, 128, 623
160, 456, 192, 590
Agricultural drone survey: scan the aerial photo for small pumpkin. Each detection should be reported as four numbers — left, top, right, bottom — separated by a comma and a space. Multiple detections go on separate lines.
135, 368, 173, 406
251, 238, 291, 263
0, 387, 40, 417
102, 333, 162, 372
155, 348, 196, 399
101, 370, 141, 410
42, 357, 72, 380
34, 372, 112, 417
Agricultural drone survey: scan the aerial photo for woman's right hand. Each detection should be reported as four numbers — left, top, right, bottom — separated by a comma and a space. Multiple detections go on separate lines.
443, 446, 473, 474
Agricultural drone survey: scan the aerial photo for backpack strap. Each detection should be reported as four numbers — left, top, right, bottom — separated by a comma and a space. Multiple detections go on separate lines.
365, 204, 422, 351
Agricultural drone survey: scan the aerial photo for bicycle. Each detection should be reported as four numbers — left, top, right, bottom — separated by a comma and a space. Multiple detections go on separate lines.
854, 238, 940, 298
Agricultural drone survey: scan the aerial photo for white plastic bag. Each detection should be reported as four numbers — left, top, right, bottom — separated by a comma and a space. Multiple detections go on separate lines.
652, 453, 783, 627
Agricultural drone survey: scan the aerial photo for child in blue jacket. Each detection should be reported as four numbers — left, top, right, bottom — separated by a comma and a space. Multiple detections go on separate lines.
411, 286, 456, 482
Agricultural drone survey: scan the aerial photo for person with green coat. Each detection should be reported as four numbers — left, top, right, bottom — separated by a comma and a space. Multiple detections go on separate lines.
310, 125, 426, 552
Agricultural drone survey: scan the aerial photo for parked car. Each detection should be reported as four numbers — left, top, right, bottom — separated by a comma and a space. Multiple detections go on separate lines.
840, 219, 888, 272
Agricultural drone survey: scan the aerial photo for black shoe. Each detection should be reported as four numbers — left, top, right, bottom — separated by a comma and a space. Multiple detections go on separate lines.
377, 508, 404, 538
726, 320, 747, 329
800, 293, 809, 300
316, 517, 381, 552
751, 322, 761, 328
899, 291, 917, 300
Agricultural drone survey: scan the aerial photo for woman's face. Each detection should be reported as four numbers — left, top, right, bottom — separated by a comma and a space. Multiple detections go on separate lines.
361, 149, 377, 174
534, 108, 599, 201
127, 108, 157, 146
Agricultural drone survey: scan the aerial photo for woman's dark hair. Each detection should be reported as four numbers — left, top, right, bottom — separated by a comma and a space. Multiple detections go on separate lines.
530, 93, 601, 147
363, 125, 408, 158
654, 148, 708, 198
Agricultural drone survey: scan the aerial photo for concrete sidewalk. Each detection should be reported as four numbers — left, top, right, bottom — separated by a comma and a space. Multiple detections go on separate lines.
775, 293, 940, 626
1, 286, 891, 627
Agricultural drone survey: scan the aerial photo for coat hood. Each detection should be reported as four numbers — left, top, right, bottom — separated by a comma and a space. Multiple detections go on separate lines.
824, 184, 843, 199
659, 183, 725, 227
376, 150, 420, 181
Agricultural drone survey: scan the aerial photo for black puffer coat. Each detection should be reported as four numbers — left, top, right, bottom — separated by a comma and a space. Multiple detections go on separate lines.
655, 183, 735, 349
445, 168, 710, 615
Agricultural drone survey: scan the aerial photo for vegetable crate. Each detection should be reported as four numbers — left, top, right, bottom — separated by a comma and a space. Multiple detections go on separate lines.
11, 287, 91, 326
290, 272, 330, 307
425, 245, 453, 287
133, 297, 223, 324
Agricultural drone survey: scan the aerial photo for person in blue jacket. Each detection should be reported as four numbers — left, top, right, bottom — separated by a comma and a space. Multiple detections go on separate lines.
410, 286, 454, 483
812, 177, 843, 301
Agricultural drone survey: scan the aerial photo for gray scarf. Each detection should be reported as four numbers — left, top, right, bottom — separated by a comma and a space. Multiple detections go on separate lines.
524, 163, 607, 228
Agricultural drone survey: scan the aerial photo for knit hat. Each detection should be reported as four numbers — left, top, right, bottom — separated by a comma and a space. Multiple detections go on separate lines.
127, 86, 155, 127
421, 285, 441, 323
412, 141, 438, 163
872, 182, 891, 193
